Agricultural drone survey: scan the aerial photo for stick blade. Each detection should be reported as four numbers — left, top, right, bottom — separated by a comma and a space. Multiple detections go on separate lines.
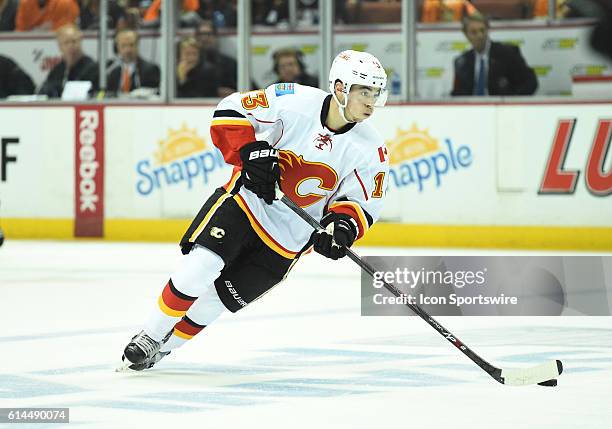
501, 360, 563, 386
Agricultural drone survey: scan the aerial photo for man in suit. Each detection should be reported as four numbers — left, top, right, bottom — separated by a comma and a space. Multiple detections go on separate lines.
38, 24, 99, 98
106, 28, 160, 96
451, 14, 538, 96
195, 20, 237, 97
0, 54, 35, 98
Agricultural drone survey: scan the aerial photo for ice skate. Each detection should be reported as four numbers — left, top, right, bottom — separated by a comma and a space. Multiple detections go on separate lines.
121, 349, 171, 371
118, 330, 171, 372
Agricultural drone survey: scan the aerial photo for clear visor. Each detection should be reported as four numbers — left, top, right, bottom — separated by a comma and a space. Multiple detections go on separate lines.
351, 85, 388, 107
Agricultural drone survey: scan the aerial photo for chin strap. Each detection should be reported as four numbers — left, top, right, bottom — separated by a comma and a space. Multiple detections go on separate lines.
332, 92, 355, 123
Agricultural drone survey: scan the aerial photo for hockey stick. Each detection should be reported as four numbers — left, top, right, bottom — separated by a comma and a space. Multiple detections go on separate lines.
279, 191, 563, 386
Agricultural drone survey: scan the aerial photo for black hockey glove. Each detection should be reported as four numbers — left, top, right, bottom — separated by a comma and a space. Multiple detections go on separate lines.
311, 212, 358, 260
239, 141, 280, 205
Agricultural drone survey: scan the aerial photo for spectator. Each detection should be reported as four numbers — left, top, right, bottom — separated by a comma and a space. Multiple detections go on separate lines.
532, 0, 602, 18
0, 54, 35, 98
451, 14, 538, 96
16, 0, 80, 32
0, 0, 18, 31
588, 0, 612, 60
116, 0, 142, 29
106, 28, 160, 95
38, 24, 99, 98
124, 7, 141, 29
143, 0, 202, 28
79, 0, 128, 30
532, 0, 565, 18
176, 36, 218, 98
198, 0, 237, 28
421, 0, 477, 23
272, 47, 318, 87
195, 19, 237, 97
253, 0, 288, 26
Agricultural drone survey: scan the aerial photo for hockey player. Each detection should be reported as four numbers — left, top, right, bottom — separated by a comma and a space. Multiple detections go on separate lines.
121, 50, 390, 370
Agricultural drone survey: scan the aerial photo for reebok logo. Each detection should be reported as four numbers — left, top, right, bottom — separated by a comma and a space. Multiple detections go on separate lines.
74, 105, 104, 237
249, 148, 278, 160
78, 110, 100, 212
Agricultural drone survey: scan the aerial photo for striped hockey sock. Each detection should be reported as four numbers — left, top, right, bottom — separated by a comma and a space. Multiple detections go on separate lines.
144, 279, 197, 341
160, 315, 207, 352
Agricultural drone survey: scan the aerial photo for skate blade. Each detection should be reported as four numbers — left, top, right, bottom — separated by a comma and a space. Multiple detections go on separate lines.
115, 357, 133, 372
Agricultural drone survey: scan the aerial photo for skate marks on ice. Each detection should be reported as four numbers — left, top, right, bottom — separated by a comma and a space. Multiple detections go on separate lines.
1, 344, 461, 414
343, 324, 612, 377
2, 326, 612, 415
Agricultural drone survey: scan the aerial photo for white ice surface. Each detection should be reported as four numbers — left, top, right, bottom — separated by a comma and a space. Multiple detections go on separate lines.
0, 240, 611, 428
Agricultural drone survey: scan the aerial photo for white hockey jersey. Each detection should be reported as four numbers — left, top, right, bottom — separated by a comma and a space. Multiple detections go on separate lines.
210, 83, 389, 259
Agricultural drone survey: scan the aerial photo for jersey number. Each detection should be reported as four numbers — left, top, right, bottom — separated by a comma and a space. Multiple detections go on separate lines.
372, 172, 385, 198
241, 90, 269, 110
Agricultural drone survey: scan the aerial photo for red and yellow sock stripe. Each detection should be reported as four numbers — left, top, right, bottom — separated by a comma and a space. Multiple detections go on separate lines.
173, 315, 206, 340
158, 279, 197, 318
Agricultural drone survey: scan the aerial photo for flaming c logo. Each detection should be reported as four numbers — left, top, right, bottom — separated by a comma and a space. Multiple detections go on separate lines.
279, 150, 338, 207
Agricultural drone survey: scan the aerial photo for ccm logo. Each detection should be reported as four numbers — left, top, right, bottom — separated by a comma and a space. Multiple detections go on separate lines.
248, 148, 278, 160
78, 111, 100, 212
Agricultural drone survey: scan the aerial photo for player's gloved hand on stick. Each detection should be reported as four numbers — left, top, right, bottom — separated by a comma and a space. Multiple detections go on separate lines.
312, 212, 357, 260
239, 140, 280, 205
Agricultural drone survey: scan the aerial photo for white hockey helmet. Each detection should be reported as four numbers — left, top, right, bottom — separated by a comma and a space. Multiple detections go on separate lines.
328, 50, 388, 110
